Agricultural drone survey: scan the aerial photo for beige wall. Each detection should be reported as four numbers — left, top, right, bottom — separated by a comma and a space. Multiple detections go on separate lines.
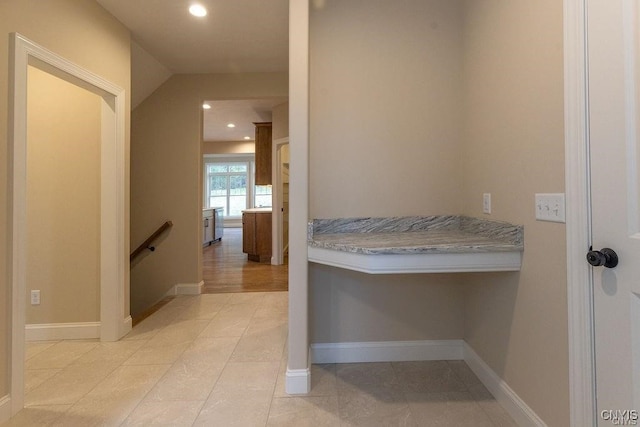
310, 0, 464, 218
311, 266, 464, 342
309, 0, 466, 343
0, 0, 130, 398
308, 0, 568, 425
272, 101, 289, 140
202, 141, 255, 155
460, 1, 568, 426
131, 72, 288, 316
131, 41, 172, 109
26, 66, 101, 324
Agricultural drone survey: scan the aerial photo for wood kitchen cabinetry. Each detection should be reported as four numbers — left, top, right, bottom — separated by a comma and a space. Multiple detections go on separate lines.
242, 209, 272, 262
254, 122, 272, 185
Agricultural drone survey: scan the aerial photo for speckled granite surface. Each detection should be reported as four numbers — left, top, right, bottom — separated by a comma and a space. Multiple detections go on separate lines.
308, 216, 523, 255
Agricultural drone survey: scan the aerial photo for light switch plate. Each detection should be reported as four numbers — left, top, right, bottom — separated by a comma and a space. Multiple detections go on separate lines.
535, 193, 565, 223
483, 193, 491, 214
31, 290, 40, 305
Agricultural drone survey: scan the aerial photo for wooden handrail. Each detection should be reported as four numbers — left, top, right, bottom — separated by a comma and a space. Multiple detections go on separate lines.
130, 220, 173, 262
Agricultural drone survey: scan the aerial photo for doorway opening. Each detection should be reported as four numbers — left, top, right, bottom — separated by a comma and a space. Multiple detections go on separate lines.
200, 99, 288, 293
24, 65, 102, 339
8, 33, 127, 415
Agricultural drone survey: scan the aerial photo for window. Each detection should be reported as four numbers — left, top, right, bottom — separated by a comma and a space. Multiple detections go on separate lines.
255, 185, 272, 208
250, 161, 273, 208
205, 162, 249, 217
204, 157, 273, 219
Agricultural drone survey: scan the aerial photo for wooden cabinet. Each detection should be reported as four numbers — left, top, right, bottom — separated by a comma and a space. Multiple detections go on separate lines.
242, 212, 255, 254
242, 210, 272, 262
254, 122, 272, 185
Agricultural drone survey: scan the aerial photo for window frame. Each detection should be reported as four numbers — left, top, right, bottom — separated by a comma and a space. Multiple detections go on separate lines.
206, 162, 249, 218
251, 161, 273, 208
203, 153, 272, 220
203, 157, 253, 219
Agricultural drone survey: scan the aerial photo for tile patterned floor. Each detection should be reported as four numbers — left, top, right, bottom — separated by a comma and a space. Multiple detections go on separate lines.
3, 292, 517, 426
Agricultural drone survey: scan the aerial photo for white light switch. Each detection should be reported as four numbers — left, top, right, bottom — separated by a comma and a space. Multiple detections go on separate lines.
483, 193, 491, 214
535, 193, 565, 223
31, 290, 40, 305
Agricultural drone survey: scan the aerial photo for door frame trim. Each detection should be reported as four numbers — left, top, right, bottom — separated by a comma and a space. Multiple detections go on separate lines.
272, 137, 289, 265
286, 0, 310, 394
7, 33, 128, 415
564, 0, 597, 425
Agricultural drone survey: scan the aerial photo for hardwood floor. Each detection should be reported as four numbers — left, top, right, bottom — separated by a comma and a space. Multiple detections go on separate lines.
202, 227, 288, 293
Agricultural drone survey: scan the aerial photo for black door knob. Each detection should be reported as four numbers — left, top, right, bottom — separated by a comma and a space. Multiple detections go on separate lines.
586, 247, 618, 268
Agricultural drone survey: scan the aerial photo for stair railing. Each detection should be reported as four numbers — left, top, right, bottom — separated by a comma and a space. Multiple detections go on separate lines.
130, 220, 173, 262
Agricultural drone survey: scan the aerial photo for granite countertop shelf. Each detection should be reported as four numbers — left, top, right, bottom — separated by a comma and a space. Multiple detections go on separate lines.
307, 215, 523, 274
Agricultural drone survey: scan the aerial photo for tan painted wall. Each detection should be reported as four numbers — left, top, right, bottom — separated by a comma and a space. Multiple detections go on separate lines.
202, 141, 255, 155
272, 101, 289, 140
310, 0, 464, 218
311, 266, 464, 342
308, 1, 569, 424
309, 0, 466, 343
131, 41, 172, 109
0, 0, 130, 399
131, 72, 288, 316
460, 1, 568, 426
26, 66, 101, 324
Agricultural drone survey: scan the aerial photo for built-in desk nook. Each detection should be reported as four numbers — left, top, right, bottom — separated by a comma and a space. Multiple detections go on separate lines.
307, 215, 523, 274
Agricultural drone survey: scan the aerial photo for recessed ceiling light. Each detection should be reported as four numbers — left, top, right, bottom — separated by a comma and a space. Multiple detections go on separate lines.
189, 4, 207, 17
244, 136, 251, 140
227, 123, 236, 128
202, 103, 211, 109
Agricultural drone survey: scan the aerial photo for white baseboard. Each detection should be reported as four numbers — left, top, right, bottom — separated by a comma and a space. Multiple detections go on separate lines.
463, 343, 547, 427
0, 394, 10, 423
165, 281, 204, 297
285, 368, 311, 394
25, 322, 100, 341
310, 340, 464, 364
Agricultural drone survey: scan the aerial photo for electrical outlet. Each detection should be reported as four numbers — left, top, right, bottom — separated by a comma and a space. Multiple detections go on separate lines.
535, 193, 566, 223
31, 290, 40, 305
483, 193, 491, 214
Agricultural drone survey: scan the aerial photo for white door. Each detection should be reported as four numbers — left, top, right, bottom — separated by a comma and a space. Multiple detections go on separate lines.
588, 0, 640, 423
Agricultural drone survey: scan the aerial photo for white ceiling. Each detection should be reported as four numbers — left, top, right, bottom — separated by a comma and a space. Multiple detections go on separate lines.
96, 0, 289, 74
202, 98, 286, 141
95, 0, 289, 141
